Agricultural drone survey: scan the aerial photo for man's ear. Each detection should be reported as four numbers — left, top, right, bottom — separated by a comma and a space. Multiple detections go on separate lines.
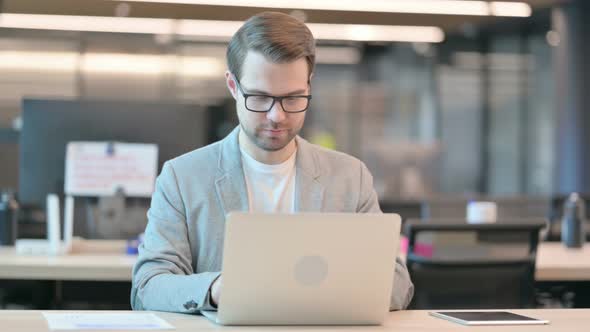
308, 72, 314, 84
225, 71, 238, 100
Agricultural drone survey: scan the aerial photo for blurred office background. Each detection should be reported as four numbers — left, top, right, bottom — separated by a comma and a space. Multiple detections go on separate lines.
2, 0, 587, 199
0, 0, 589, 310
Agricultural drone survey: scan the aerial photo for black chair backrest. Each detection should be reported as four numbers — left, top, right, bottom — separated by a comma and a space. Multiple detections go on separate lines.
404, 219, 546, 310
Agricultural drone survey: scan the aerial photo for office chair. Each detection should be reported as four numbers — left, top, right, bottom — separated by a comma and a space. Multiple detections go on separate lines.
404, 219, 546, 309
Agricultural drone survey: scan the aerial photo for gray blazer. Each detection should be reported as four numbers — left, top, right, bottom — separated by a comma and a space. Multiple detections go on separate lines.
131, 126, 414, 313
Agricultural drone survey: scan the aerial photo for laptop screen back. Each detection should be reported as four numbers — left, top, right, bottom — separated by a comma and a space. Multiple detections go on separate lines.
216, 212, 401, 325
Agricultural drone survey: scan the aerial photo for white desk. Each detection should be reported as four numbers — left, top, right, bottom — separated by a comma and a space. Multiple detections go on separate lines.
0, 309, 587, 332
0, 241, 589, 282
0, 240, 134, 281
536, 243, 590, 281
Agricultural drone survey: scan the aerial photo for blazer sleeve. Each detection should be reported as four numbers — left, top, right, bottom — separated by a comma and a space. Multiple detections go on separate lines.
357, 161, 415, 310
131, 162, 220, 313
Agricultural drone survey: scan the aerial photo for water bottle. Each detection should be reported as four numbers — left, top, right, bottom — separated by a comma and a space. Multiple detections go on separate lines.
561, 193, 586, 248
0, 191, 19, 246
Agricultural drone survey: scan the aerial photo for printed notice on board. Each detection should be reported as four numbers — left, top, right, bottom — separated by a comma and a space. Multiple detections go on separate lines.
65, 142, 158, 197
42, 312, 174, 330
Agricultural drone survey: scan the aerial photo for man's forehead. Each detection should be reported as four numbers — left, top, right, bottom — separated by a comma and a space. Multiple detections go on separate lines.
240, 52, 309, 82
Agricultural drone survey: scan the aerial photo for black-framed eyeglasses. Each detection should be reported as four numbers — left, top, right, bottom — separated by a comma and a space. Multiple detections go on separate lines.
234, 77, 312, 113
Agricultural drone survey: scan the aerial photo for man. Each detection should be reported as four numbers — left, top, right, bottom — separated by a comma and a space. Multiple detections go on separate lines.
131, 11, 414, 313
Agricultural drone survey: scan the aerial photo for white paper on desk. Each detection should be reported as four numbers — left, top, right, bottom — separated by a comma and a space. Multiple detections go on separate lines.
64, 141, 158, 197
42, 312, 175, 330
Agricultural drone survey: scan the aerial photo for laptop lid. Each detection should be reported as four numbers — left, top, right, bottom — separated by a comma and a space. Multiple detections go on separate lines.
214, 212, 401, 325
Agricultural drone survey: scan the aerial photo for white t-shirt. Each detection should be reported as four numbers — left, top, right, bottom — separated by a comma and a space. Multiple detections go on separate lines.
240, 147, 297, 213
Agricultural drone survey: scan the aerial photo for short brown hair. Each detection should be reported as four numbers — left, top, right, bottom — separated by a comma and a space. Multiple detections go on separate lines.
227, 11, 316, 81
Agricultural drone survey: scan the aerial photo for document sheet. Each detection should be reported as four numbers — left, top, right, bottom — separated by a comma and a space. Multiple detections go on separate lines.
42, 312, 175, 330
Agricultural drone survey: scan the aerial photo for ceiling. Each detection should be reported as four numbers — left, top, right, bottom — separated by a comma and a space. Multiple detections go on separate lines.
1, 0, 568, 33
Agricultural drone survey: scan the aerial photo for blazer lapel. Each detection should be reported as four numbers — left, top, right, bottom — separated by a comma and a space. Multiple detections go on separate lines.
214, 126, 249, 216
294, 136, 325, 212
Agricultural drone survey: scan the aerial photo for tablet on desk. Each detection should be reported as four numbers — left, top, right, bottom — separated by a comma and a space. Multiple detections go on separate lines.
429, 311, 550, 326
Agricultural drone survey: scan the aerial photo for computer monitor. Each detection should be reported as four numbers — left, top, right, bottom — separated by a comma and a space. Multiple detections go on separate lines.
19, 98, 209, 208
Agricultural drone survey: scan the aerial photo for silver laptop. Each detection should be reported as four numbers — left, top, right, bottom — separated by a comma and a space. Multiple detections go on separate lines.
201, 212, 401, 325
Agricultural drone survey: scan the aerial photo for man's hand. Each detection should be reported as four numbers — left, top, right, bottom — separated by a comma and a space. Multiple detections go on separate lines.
211, 275, 223, 307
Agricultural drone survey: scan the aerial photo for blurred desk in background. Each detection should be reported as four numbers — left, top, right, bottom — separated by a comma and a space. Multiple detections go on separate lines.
0, 240, 133, 281
1, 240, 589, 309
536, 243, 590, 281
2, 240, 588, 283
0, 240, 133, 309
535, 243, 590, 308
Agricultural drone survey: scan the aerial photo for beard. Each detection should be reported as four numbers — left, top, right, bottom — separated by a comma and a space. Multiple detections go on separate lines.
241, 122, 299, 152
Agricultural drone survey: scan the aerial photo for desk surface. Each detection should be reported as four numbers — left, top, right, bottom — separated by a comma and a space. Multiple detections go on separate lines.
0, 240, 134, 281
0, 309, 588, 332
536, 242, 590, 281
0, 241, 589, 282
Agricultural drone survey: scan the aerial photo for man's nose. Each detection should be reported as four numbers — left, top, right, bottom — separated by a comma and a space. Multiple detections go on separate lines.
266, 100, 287, 123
